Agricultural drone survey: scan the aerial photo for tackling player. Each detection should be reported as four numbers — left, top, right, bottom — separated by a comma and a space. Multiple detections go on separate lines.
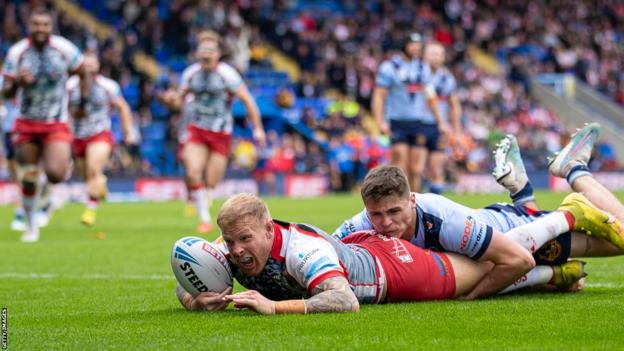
333, 162, 624, 299
372, 32, 448, 192
66, 52, 134, 226
423, 42, 462, 194
1, 8, 83, 242
175, 194, 584, 314
160, 34, 265, 234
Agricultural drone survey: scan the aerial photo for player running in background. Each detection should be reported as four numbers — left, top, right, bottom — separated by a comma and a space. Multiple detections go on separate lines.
66, 52, 134, 226
160, 33, 265, 234
1, 8, 83, 242
175, 194, 586, 314
372, 32, 448, 193
422, 42, 463, 194
333, 164, 624, 299
1, 77, 53, 232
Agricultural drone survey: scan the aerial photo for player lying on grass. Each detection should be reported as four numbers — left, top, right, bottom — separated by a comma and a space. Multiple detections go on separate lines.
175, 193, 586, 314
333, 125, 624, 299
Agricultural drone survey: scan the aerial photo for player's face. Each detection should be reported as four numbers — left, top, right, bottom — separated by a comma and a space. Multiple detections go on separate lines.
425, 46, 445, 69
28, 14, 53, 46
196, 41, 220, 70
365, 193, 416, 240
405, 41, 422, 59
83, 54, 100, 74
222, 217, 273, 277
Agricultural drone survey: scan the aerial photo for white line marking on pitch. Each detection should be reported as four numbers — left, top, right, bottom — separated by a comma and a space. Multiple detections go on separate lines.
1, 273, 622, 289
0, 272, 172, 280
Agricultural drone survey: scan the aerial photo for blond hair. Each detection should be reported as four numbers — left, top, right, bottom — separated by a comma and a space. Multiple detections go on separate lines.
217, 193, 270, 232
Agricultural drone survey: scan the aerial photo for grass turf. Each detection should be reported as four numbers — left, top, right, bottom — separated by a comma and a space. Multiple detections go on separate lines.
1, 191, 624, 350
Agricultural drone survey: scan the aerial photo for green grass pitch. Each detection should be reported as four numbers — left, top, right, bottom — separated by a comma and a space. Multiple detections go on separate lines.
2, 191, 624, 350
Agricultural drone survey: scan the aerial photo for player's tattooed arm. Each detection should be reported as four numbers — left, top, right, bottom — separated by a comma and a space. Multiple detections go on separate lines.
305, 276, 359, 313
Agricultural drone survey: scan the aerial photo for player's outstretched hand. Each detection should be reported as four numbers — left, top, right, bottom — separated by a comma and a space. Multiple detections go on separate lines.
181, 287, 232, 311
224, 290, 275, 315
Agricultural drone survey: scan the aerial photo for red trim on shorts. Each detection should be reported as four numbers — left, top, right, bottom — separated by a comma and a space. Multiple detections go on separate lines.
72, 130, 113, 158
12, 119, 73, 146
307, 270, 346, 293
183, 124, 232, 156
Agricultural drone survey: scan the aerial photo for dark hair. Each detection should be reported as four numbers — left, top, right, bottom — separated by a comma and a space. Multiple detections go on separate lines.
360, 165, 410, 203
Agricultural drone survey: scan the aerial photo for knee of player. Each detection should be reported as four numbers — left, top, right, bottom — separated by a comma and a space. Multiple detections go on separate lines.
45, 168, 67, 184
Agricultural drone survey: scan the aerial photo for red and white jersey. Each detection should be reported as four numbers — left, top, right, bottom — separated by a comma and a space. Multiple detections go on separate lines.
179, 62, 242, 134
213, 220, 384, 303
2, 35, 83, 123
66, 74, 121, 139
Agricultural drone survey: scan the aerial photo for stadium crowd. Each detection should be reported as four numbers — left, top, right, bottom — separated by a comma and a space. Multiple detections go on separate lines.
0, 0, 622, 188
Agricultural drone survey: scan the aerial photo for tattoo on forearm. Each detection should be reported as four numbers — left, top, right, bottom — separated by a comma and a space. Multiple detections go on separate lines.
305, 276, 359, 313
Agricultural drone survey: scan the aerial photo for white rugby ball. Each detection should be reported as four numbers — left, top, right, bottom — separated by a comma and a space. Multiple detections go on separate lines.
171, 236, 233, 297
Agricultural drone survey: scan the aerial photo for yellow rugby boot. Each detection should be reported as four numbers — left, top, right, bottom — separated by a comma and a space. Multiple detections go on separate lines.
558, 192, 624, 250
550, 260, 587, 291
81, 208, 97, 227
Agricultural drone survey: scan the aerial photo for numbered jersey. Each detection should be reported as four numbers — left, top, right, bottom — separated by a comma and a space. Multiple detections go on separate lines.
376, 55, 435, 122
67, 75, 121, 139
180, 62, 242, 133
2, 35, 83, 123
213, 220, 384, 304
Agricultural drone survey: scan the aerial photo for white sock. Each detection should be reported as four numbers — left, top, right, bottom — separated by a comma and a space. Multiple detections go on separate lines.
191, 187, 211, 224
23, 192, 40, 231
498, 266, 554, 294
505, 212, 571, 253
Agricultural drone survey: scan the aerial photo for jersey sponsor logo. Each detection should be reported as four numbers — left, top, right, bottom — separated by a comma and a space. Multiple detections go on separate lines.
296, 249, 321, 272
461, 217, 474, 251
304, 257, 338, 280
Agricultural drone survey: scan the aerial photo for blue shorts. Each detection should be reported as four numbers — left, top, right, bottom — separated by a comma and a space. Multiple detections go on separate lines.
389, 120, 445, 151
3, 132, 14, 160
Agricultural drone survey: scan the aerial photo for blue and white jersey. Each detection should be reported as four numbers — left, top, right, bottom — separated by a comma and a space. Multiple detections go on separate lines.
375, 55, 435, 122
424, 67, 457, 123
333, 193, 546, 259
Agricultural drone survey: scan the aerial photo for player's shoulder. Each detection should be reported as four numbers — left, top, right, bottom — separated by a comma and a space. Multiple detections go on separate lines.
95, 75, 121, 94
215, 62, 242, 80
49, 35, 79, 53
284, 222, 335, 260
6, 38, 30, 57
181, 63, 202, 78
